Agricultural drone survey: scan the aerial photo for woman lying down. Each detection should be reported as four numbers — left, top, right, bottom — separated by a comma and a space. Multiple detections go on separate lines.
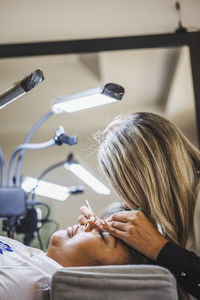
0, 217, 150, 300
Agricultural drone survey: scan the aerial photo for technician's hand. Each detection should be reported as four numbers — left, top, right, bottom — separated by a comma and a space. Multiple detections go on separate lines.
78, 206, 101, 226
102, 210, 168, 260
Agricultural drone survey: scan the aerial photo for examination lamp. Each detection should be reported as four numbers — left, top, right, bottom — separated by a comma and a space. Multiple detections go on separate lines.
14, 83, 124, 186
52, 83, 124, 113
64, 154, 111, 195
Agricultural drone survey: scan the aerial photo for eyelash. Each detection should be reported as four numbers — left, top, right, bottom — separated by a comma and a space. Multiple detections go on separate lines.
99, 229, 105, 240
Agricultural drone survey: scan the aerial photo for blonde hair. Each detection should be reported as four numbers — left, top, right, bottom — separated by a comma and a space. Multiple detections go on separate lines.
97, 112, 200, 247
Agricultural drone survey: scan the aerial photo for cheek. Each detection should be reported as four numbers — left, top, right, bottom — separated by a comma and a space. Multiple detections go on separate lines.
61, 233, 99, 267
97, 243, 129, 266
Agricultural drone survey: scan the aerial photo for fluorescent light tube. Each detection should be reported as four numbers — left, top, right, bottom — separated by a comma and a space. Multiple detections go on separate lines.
21, 176, 70, 201
53, 94, 117, 113
52, 83, 124, 113
64, 163, 111, 195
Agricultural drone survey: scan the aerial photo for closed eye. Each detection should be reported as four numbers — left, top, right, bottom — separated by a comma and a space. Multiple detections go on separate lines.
99, 229, 105, 241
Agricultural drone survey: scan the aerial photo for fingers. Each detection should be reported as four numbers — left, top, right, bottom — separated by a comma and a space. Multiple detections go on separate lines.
85, 219, 102, 232
107, 210, 143, 223
104, 220, 127, 232
79, 205, 102, 226
102, 221, 128, 240
80, 205, 96, 219
78, 215, 88, 225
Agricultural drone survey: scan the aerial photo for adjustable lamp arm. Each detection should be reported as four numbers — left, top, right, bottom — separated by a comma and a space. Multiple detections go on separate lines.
29, 159, 69, 200
15, 110, 54, 186
8, 139, 55, 187
9, 127, 77, 187
15, 110, 77, 186
27, 157, 84, 201
0, 147, 6, 187
28, 160, 66, 198
38, 161, 65, 182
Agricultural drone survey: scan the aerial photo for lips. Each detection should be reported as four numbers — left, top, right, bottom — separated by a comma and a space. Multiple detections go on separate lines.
67, 226, 73, 238
67, 224, 79, 238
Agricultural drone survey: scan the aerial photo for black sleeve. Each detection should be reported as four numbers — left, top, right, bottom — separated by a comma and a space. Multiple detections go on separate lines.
156, 241, 200, 299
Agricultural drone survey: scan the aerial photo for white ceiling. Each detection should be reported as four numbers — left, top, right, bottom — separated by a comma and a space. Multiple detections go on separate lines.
0, 0, 200, 229
1, 0, 200, 43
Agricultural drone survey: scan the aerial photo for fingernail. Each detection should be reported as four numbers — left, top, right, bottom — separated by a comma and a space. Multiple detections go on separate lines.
102, 221, 109, 226
96, 221, 101, 226
101, 220, 105, 225
90, 217, 95, 221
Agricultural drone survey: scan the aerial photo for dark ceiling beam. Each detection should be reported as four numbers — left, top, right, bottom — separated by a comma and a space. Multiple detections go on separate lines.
0, 32, 199, 58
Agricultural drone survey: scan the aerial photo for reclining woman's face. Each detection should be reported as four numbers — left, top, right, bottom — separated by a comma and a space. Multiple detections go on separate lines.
47, 221, 131, 267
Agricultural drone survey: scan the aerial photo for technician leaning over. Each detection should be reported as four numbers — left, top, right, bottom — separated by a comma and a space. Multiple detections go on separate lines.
79, 112, 200, 299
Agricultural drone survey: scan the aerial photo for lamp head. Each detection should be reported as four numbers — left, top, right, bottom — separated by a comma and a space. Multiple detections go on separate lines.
102, 83, 124, 101
52, 83, 125, 114
64, 153, 111, 195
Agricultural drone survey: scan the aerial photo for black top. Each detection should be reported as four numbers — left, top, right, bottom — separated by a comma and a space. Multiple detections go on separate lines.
156, 242, 200, 299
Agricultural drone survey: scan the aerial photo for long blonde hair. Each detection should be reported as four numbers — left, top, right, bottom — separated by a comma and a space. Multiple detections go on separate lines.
97, 112, 200, 247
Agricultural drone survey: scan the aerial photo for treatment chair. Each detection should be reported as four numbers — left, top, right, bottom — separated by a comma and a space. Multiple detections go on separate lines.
50, 265, 178, 300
